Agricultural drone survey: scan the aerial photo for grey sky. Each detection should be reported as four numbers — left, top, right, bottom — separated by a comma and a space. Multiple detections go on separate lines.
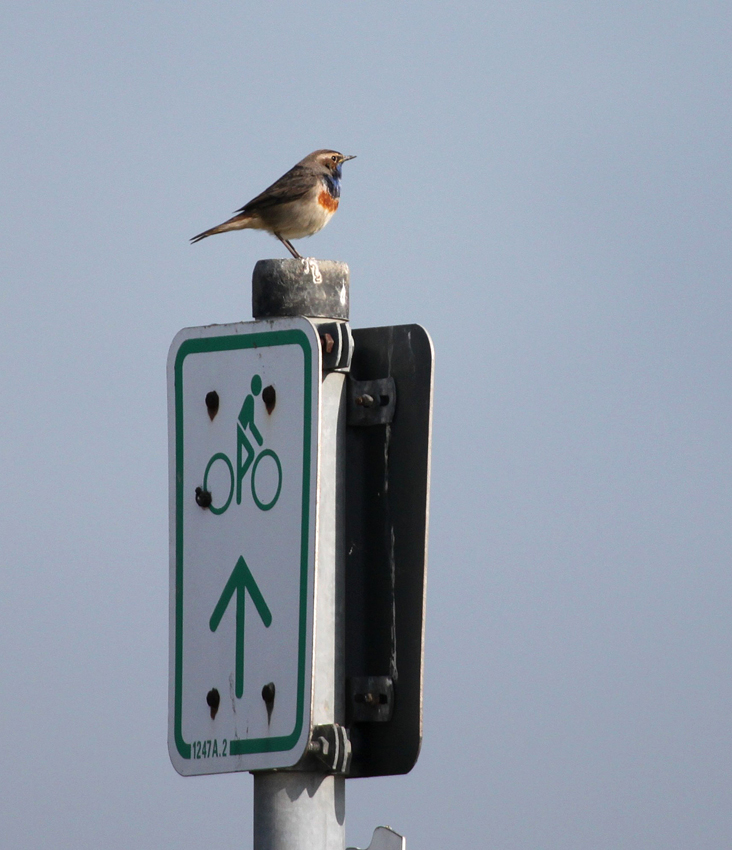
2, 2, 731, 848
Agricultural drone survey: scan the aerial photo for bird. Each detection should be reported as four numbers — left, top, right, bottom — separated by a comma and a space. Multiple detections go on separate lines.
190, 149, 356, 258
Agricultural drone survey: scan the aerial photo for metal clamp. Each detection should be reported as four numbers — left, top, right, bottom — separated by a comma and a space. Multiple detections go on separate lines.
307, 723, 352, 774
312, 320, 353, 372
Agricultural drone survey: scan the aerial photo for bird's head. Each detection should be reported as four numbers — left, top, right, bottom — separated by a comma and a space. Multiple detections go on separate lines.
306, 149, 357, 179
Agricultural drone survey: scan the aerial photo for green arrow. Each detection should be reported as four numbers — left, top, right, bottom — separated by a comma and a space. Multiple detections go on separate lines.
210, 555, 272, 699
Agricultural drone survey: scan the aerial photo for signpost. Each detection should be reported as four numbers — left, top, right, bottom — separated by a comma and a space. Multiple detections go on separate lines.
167, 258, 433, 850
168, 317, 321, 775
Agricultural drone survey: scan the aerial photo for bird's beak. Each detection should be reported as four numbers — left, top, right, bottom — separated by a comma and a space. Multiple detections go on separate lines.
341, 154, 357, 163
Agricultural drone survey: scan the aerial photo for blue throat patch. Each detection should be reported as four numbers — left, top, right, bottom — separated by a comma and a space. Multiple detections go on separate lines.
323, 168, 341, 199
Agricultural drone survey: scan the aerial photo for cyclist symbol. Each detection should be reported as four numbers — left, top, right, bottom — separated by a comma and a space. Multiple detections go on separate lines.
237, 374, 264, 504
202, 374, 283, 515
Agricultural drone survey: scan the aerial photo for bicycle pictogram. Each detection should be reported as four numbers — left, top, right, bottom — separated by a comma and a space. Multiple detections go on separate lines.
202, 374, 282, 515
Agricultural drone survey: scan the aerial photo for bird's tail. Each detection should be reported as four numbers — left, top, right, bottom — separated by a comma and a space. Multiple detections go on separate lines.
190, 212, 253, 244
190, 227, 219, 244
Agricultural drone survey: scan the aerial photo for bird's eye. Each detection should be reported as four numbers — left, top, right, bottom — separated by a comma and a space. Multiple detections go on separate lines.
331, 155, 338, 162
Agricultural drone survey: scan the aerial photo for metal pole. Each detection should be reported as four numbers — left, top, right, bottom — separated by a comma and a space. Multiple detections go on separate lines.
252, 259, 349, 850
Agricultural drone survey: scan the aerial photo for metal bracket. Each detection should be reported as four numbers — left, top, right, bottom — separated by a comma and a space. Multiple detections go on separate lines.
347, 826, 406, 850
347, 377, 396, 426
345, 325, 433, 777
307, 723, 352, 774
311, 319, 353, 372
348, 676, 394, 722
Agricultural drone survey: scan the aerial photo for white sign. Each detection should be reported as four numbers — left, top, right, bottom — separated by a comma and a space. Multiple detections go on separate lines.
167, 318, 320, 775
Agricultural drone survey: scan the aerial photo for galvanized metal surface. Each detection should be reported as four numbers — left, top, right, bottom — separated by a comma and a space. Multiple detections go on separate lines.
347, 826, 406, 850
253, 357, 348, 849
254, 773, 345, 850
312, 371, 347, 728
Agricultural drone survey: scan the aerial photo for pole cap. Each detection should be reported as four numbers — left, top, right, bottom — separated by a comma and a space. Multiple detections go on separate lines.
252, 259, 349, 320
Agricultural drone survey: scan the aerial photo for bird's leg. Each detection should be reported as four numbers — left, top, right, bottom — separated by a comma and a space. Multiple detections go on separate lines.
277, 235, 303, 259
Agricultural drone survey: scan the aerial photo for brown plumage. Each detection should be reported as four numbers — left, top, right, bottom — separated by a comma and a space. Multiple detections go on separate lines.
191, 149, 356, 258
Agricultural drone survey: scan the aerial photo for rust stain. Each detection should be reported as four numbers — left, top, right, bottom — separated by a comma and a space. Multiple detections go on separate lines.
318, 190, 339, 213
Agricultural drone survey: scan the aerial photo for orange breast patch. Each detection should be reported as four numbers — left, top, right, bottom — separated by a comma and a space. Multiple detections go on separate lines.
318, 190, 339, 213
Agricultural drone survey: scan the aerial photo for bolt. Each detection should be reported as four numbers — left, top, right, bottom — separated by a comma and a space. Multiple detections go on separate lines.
205, 391, 220, 420
321, 333, 335, 355
308, 736, 330, 756
262, 384, 276, 414
355, 393, 375, 407
195, 486, 212, 508
355, 690, 387, 706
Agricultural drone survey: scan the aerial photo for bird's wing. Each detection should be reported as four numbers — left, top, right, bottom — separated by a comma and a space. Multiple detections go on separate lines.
236, 164, 315, 213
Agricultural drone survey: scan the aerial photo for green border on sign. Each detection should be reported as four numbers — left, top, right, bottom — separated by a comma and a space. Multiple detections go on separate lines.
173, 329, 314, 761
